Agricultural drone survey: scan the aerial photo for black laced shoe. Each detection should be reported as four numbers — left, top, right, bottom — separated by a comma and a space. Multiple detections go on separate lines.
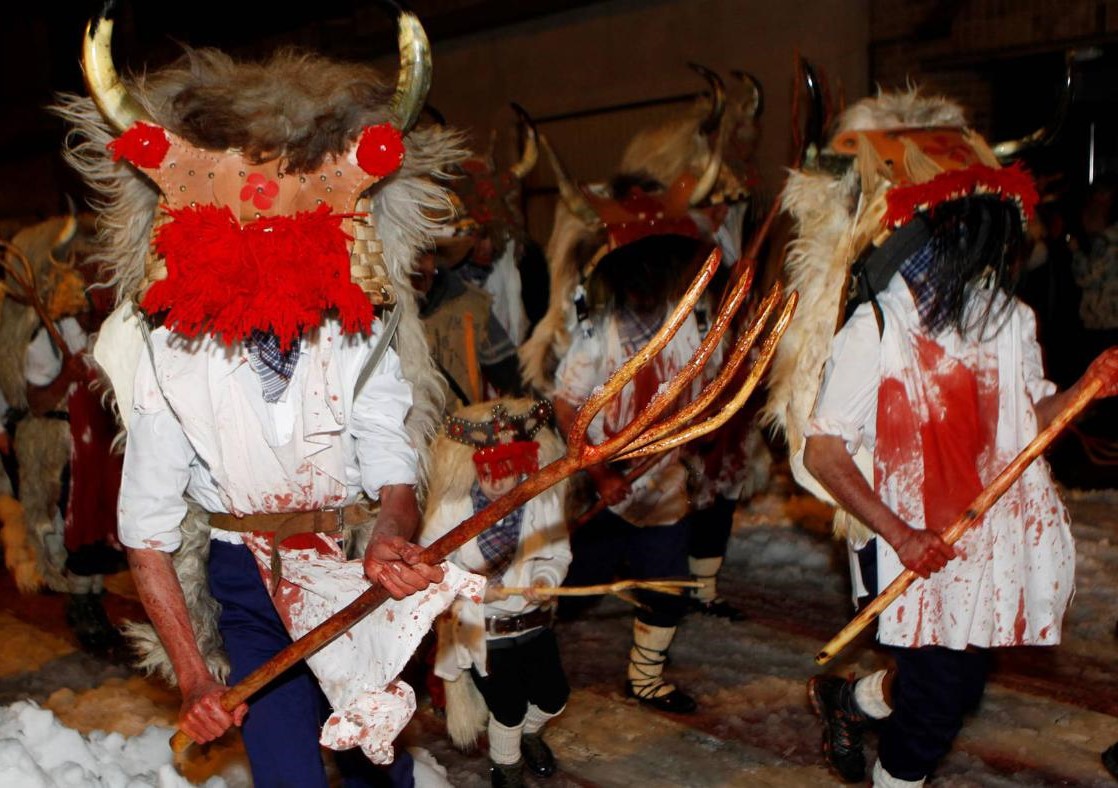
521, 732, 556, 777
692, 596, 747, 622
807, 674, 868, 783
1102, 742, 1118, 780
625, 679, 698, 714
489, 759, 525, 788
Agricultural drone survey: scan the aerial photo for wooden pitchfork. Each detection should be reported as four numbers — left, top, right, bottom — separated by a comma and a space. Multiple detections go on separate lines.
171, 245, 798, 752
0, 240, 70, 355
815, 375, 1105, 665
570, 197, 785, 530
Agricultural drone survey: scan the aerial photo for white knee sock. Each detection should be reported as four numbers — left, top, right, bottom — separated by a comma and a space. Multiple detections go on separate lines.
853, 669, 892, 719
628, 621, 678, 698
688, 556, 722, 602
523, 703, 563, 735
487, 716, 524, 765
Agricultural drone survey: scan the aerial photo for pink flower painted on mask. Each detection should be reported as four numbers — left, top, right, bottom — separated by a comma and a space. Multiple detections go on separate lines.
240, 173, 280, 210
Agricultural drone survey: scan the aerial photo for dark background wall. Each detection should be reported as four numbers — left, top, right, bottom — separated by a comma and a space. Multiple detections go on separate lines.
1, 0, 1115, 237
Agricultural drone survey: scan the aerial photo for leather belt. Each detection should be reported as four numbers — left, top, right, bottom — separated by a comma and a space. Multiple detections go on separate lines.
485, 605, 555, 637
211, 504, 373, 592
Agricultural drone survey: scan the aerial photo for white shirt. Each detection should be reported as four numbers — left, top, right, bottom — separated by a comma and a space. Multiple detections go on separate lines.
553, 305, 700, 526
806, 275, 1074, 649
117, 318, 418, 552
24, 317, 87, 387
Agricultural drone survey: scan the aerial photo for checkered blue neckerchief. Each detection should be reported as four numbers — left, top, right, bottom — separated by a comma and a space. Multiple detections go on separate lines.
247, 329, 301, 403
897, 239, 939, 329
617, 304, 664, 353
471, 481, 524, 575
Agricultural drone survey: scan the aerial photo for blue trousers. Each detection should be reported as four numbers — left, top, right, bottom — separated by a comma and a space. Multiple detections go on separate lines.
208, 541, 414, 788
564, 510, 690, 627
879, 646, 989, 781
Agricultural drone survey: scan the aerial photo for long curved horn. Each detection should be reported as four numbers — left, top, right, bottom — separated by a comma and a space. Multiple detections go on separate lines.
688, 63, 726, 136
798, 57, 824, 166
538, 134, 599, 227
731, 70, 765, 121
508, 103, 539, 180
689, 116, 725, 207
82, 1, 152, 133
386, 1, 432, 133
992, 53, 1073, 160
685, 65, 726, 207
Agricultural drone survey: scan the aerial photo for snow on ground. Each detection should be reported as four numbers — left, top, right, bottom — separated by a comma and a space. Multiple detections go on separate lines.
3, 473, 1118, 785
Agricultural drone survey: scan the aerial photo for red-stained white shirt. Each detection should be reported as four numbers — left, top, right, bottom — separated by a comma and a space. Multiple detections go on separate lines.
117, 317, 417, 551
807, 275, 1074, 649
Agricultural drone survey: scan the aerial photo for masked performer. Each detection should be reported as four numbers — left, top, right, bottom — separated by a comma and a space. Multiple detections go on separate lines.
55, 6, 490, 785
1, 216, 124, 651
764, 89, 1118, 786
424, 398, 569, 788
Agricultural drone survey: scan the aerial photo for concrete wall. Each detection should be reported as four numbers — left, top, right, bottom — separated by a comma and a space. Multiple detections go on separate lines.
419, 0, 870, 238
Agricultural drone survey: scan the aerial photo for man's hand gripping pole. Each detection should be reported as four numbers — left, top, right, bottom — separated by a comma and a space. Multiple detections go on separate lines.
815, 376, 1104, 666
170, 246, 798, 753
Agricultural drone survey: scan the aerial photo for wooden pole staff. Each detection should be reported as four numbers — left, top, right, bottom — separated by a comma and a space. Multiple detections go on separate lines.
815, 377, 1103, 665
171, 244, 790, 752
500, 580, 703, 598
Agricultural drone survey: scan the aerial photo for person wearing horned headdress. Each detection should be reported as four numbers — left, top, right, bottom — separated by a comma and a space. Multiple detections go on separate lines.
764, 87, 1118, 786
55, 5, 485, 785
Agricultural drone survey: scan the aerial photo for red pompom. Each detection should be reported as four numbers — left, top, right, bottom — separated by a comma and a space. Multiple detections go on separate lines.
356, 124, 406, 177
107, 122, 170, 169
142, 203, 373, 346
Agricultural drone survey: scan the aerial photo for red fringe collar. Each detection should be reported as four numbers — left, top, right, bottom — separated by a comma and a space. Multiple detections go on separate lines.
883, 163, 1039, 230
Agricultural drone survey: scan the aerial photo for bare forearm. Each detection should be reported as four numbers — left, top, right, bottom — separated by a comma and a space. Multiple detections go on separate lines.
803, 435, 908, 545
373, 483, 420, 542
126, 547, 212, 690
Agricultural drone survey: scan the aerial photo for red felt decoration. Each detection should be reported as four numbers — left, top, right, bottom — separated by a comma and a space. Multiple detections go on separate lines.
472, 441, 541, 483
884, 163, 1039, 230
107, 122, 171, 169
356, 124, 406, 178
142, 203, 373, 346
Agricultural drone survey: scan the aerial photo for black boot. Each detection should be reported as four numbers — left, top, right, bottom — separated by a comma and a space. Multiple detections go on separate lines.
521, 732, 556, 777
489, 759, 525, 788
807, 675, 868, 783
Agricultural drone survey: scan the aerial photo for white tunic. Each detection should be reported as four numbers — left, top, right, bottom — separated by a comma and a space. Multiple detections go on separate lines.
553, 306, 700, 526
117, 317, 417, 550
111, 313, 482, 763
806, 275, 1074, 649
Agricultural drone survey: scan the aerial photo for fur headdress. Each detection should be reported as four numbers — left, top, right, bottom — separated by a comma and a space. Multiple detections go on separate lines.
428, 397, 566, 511
54, 7, 466, 469
762, 88, 1039, 537
519, 90, 731, 394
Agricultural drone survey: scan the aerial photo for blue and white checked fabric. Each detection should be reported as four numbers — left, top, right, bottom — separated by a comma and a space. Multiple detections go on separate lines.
247, 329, 301, 403
617, 304, 664, 353
472, 482, 525, 575
898, 240, 939, 329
